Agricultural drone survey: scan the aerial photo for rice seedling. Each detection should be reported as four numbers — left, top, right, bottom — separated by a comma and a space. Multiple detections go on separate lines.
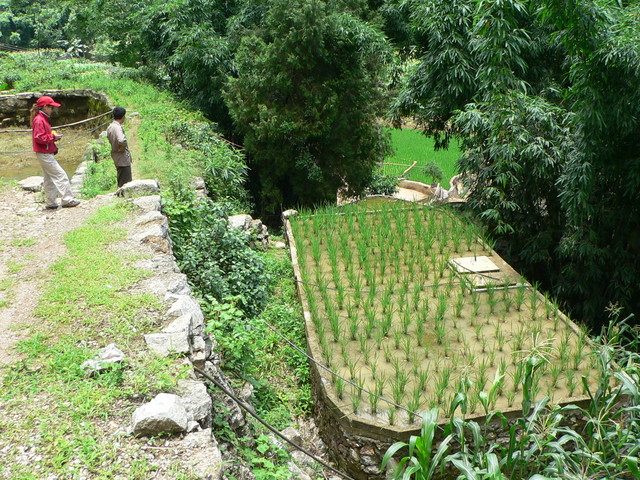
544, 297, 554, 319
383, 344, 393, 363
361, 345, 373, 368
391, 370, 409, 404
387, 407, 396, 425
369, 390, 380, 414
310, 236, 322, 264
471, 289, 481, 317
455, 292, 465, 318
502, 286, 513, 312
475, 359, 489, 391
374, 328, 385, 351
366, 278, 378, 304
512, 361, 525, 392
335, 377, 345, 400
347, 358, 358, 381
327, 242, 339, 269
481, 336, 489, 354
512, 330, 525, 353
435, 321, 446, 346
435, 367, 452, 404
558, 334, 571, 365
381, 286, 394, 314
320, 336, 331, 366
550, 362, 562, 388
486, 283, 498, 314
515, 282, 526, 312
403, 336, 413, 362
328, 309, 341, 343
572, 344, 585, 371
370, 358, 378, 380
415, 318, 425, 347
364, 305, 377, 339
393, 329, 402, 350
375, 375, 386, 398
339, 337, 349, 363
407, 389, 422, 424
475, 324, 483, 342
336, 283, 346, 310
417, 366, 430, 392
437, 258, 449, 279
400, 309, 411, 335
352, 381, 363, 414
435, 294, 448, 323
528, 286, 540, 318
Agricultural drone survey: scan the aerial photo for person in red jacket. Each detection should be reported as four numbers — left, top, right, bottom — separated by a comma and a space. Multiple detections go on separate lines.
30, 95, 80, 209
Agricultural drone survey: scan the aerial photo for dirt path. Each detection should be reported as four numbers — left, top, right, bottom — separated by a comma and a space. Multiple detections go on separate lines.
0, 185, 115, 366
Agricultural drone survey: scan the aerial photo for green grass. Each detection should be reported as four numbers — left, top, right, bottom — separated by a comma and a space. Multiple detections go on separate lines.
0, 202, 190, 479
250, 246, 312, 428
10, 237, 37, 247
5, 259, 25, 274
382, 128, 461, 186
0, 51, 206, 187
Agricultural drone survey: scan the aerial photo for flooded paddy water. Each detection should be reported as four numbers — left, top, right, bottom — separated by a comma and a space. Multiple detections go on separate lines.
0, 127, 98, 182
0, 89, 112, 183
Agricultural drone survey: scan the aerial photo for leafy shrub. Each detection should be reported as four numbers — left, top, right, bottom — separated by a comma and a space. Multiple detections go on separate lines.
164, 191, 268, 318
201, 294, 254, 372
423, 161, 443, 185
365, 172, 399, 196
170, 121, 251, 212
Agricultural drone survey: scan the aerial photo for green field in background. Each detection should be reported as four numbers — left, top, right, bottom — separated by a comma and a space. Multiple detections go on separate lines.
382, 128, 461, 187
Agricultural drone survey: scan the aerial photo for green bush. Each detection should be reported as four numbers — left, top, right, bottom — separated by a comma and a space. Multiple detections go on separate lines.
364, 172, 399, 196
164, 194, 268, 318
170, 121, 251, 212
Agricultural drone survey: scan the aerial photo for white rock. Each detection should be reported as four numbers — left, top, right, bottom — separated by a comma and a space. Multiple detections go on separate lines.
17, 176, 43, 192
132, 195, 162, 213
167, 296, 204, 335
177, 379, 212, 423
132, 393, 188, 436
144, 331, 190, 356
116, 179, 160, 198
81, 343, 125, 375
228, 214, 253, 230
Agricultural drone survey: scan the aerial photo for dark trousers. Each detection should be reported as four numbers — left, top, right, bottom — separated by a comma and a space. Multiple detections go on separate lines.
116, 166, 132, 188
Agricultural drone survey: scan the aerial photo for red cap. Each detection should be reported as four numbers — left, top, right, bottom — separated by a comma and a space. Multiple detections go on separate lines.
36, 96, 61, 107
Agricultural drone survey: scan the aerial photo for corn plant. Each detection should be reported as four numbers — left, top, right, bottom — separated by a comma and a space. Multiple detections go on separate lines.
382, 409, 454, 480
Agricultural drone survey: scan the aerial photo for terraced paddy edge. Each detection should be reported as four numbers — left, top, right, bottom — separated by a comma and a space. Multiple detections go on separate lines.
284, 198, 601, 476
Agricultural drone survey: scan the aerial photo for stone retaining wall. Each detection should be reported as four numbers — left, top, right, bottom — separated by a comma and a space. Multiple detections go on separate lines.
0, 89, 109, 127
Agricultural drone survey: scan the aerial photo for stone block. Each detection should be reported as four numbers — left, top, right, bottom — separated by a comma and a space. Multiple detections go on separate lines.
132, 393, 188, 436
144, 331, 190, 356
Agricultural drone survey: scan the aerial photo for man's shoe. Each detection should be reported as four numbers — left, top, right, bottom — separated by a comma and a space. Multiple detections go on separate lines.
61, 199, 81, 208
45, 204, 59, 210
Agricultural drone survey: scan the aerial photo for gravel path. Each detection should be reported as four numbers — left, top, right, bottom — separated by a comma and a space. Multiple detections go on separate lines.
0, 185, 115, 367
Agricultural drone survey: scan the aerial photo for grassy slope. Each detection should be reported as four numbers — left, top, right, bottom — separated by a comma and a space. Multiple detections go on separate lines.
0, 52, 312, 479
0, 203, 192, 479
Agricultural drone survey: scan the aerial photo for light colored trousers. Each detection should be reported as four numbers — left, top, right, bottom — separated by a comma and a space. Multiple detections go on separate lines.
35, 153, 75, 207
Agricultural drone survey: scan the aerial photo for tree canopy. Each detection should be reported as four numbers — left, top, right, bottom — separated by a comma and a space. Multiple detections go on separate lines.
225, 0, 393, 213
3, 0, 640, 326
393, 0, 640, 328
